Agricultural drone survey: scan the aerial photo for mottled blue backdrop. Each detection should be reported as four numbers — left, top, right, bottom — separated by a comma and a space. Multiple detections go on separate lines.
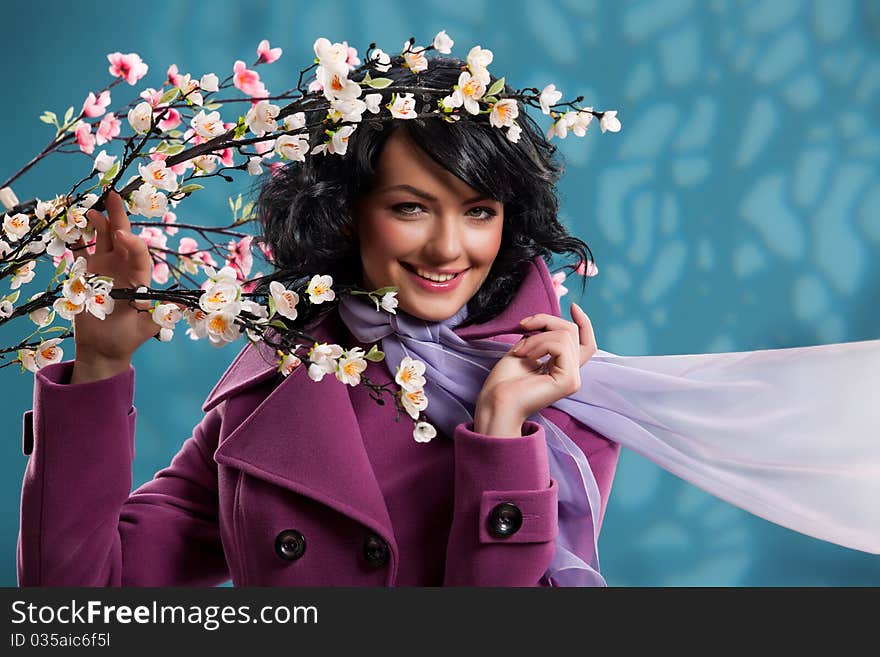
1, 0, 878, 586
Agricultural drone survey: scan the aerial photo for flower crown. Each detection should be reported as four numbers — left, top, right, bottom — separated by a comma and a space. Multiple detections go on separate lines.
0, 30, 611, 443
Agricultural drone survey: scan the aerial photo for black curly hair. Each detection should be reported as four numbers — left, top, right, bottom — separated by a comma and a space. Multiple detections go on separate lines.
252, 54, 594, 332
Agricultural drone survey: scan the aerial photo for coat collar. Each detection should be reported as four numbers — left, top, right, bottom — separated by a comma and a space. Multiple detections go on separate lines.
206, 256, 562, 581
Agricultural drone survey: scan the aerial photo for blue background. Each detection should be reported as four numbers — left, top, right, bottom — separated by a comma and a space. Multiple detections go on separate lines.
1, 0, 878, 586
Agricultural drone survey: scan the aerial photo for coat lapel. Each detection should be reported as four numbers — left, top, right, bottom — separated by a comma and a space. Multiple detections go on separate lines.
206, 313, 399, 581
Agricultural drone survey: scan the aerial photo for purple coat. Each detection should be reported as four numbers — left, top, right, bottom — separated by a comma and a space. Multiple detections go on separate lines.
17, 259, 620, 586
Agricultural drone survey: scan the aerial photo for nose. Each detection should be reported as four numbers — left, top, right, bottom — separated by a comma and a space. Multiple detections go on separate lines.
423, 213, 463, 263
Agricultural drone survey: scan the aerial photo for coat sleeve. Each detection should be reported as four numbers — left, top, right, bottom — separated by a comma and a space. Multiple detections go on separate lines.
17, 360, 230, 587
443, 410, 620, 587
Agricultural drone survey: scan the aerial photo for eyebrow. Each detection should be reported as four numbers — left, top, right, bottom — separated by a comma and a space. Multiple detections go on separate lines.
376, 184, 494, 205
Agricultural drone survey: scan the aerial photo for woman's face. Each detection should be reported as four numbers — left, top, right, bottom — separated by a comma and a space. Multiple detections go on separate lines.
352, 129, 504, 322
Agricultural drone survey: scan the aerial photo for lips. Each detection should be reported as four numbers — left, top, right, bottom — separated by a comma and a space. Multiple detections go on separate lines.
400, 262, 468, 276
400, 261, 468, 293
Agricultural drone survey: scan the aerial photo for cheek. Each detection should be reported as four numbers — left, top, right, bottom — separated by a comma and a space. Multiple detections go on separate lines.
359, 213, 416, 262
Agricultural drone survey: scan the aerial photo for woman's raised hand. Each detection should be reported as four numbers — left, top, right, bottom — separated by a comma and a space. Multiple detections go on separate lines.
473, 302, 597, 437
68, 190, 165, 382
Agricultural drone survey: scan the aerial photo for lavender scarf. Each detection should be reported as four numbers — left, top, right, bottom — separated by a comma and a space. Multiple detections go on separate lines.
338, 267, 880, 586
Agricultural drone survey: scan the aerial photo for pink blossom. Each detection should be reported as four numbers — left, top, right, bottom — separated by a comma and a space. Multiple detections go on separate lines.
575, 258, 599, 277
551, 271, 568, 298
344, 42, 361, 68
137, 226, 168, 250
225, 235, 254, 279
75, 123, 96, 154
178, 237, 199, 255
81, 90, 111, 118
233, 60, 267, 98
257, 39, 282, 64
218, 147, 235, 167
162, 211, 179, 235
267, 161, 284, 176
254, 138, 275, 156
179, 237, 218, 269
152, 260, 170, 284
51, 248, 75, 269
308, 79, 323, 94
140, 87, 164, 108
258, 241, 274, 263
158, 108, 182, 131
242, 271, 264, 294
149, 152, 190, 176
107, 52, 149, 85
166, 64, 183, 87
95, 113, 121, 145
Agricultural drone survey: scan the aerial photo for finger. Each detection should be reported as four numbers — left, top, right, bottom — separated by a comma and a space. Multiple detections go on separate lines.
515, 329, 575, 358
105, 189, 132, 234
519, 312, 580, 354
518, 332, 580, 391
570, 302, 597, 365
115, 230, 153, 288
85, 209, 114, 254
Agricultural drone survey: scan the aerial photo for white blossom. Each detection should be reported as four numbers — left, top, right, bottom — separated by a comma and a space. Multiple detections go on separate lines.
336, 346, 368, 386
413, 421, 437, 443
138, 160, 178, 192
306, 274, 335, 303
433, 30, 454, 54
539, 84, 562, 115
127, 101, 153, 134
269, 280, 299, 320
129, 183, 168, 218
245, 100, 280, 136
599, 110, 621, 133
395, 356, 427, 392
191, 110, 225, 139
380, 291, 398, 314
274, 135, 310, 162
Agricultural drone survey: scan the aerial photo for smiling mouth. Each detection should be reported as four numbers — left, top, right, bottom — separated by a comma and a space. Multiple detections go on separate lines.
400, 261, 468, 281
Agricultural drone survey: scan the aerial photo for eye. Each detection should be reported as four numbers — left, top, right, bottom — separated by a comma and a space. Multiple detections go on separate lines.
392, 203, 425, 216
467, 206, 498, 221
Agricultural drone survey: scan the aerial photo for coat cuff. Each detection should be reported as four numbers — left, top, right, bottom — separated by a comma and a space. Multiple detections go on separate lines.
24, 360, 136, 456
453, 420, 556, 544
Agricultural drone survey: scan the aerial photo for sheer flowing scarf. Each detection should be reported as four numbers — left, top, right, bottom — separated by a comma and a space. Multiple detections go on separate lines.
338, 260, 880, 586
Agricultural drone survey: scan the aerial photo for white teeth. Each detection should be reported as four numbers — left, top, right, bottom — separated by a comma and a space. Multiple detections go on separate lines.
415, 268, 457, 282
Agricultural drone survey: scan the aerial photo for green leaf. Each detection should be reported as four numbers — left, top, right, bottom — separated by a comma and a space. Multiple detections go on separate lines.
40, 325, 68, 334
241, 201, 255, 219
204, 102, 222, 110
233, 116, 247, 139
228, 197, 235, 213
4, 289, 21, 304
372, 286, 398, 295
234, 194, 242, 211
482, 96, 498, 105
39, 111, 57, 125
162, 143, 185, 156
167, 130, 183, 138
365, 345, 385, 362
178, 183, 204, 195
63, 106, 74, 125
98, 162, 120, 186
54, 259, 68, 276
161, 87, 180, 105
268, 319, 288, 330
486, 76, 506, 97
364, 77, 393, 89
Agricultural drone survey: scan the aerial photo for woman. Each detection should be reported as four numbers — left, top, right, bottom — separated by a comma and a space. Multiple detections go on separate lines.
17, 57, 620, 586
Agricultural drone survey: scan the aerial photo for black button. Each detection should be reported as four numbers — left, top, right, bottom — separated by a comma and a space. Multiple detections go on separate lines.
488, 502, 523, 537
363, 533, 389, 567
275, 529, 306, 561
